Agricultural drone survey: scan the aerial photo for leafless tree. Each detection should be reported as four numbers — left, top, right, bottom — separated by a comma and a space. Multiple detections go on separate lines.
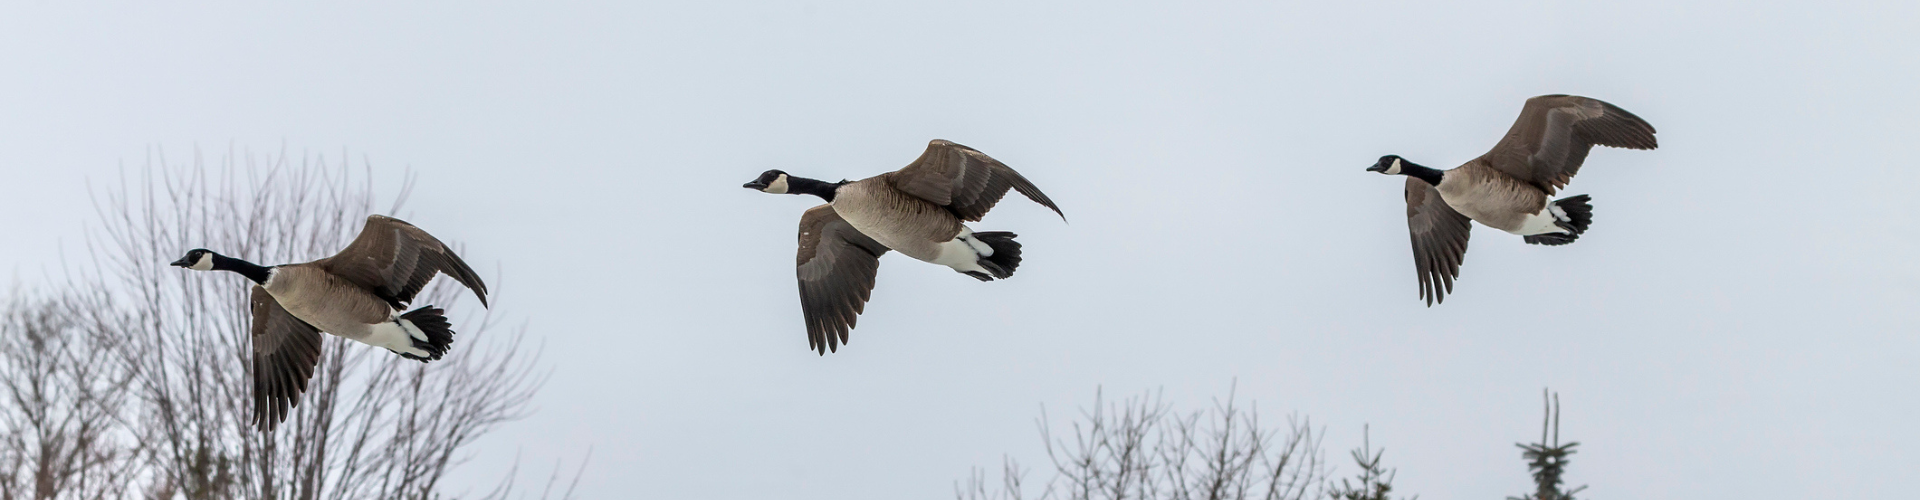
64, 147, 548, 499
959, 386, 1329, 500
957, 457, 1039, 500
1507, 391, 1583, 500
470, 450, 591, 500
0, 293, 140, 500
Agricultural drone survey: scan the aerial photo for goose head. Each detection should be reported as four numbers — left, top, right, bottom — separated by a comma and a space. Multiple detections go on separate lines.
1366, 155, 1407, 175
170, 249, 219, 271
742, 170, 790, 194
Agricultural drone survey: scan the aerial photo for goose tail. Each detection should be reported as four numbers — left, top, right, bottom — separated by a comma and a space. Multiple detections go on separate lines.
396, 306, 455, 362
1524, 195, 1593, 246
971, 231, 1024, 279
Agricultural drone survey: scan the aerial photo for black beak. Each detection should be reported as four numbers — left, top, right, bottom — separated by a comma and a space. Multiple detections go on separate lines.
169, 257, 194, 267
1366, 164, 1387, 173
742, 181, 767, 190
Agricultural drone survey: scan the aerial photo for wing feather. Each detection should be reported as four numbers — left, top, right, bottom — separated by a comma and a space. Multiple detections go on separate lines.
795, 205, 890, 354
318, 215, 489, 308
886, 140, 1065, 222
250, 285, 324, 431
1405, 178, 1474, 306
1484, 95, 1657, 195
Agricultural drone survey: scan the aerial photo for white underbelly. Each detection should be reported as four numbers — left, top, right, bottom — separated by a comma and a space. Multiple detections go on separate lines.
365, 321, 430, 356
1439, 194, 1564, 236
928, 227, 992, 273
1510, 205, 1569, 236
271, 293, 425, 356
831, 209, 991, 273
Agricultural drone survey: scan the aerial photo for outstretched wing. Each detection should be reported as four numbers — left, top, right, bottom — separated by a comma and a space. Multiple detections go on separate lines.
796, 204, 890, 354
885, 139, 1066, 222
1483, 95, 1658, 195
1406, 178, 1473, 306
317, 215, 489, 308
250, 285, 324, 431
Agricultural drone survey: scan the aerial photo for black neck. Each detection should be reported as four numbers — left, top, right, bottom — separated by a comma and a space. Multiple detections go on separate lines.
787, 176, 844, 202
1403, 162, 1444, 186
213, 255, 274, 285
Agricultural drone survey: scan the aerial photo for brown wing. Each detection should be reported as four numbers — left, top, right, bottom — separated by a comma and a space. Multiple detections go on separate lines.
251, 285, 324, 431
796, 205, 890, 355
317, 215, 488, 308
1406, 178, 1474, 306
884, 139, 1066, 222
1483, 95, 1658, 195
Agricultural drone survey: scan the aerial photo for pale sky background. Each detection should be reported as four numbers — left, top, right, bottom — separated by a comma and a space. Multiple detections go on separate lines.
2, 1, 1916, 499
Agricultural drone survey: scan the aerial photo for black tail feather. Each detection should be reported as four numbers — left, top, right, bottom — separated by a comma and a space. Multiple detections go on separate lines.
1524, 195, 1593, 246
969, 231, 1023, 280
397, 306, 454, 362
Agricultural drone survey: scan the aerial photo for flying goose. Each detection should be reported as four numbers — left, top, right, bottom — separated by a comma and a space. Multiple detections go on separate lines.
1368, 94, 1657, 305
743, 139, 1065, 354
170, 215, 488, 430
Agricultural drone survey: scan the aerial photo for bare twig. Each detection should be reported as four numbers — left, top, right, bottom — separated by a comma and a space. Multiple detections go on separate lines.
20, 146, 553, 499
966, 385, 1329, 500
0, 293, 141, 500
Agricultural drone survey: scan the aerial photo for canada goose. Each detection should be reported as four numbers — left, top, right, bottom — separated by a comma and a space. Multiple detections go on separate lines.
743, 139, 1065, 354
1368, 94, 1657, 306
170, 215, 488, 430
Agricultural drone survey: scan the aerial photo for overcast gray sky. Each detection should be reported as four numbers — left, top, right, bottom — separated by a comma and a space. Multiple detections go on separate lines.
2, 1, 1916, 498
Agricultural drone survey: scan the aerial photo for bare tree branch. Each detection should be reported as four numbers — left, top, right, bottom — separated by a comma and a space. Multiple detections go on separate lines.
964, 386, 1329, 500
27, 146, 554, 499
0, 293, 141, 500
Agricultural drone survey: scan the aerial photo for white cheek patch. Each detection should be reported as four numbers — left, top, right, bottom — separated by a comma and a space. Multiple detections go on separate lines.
190, 254, 215, 271
1386, 158, 1403, 175
764, 174, 789, 194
